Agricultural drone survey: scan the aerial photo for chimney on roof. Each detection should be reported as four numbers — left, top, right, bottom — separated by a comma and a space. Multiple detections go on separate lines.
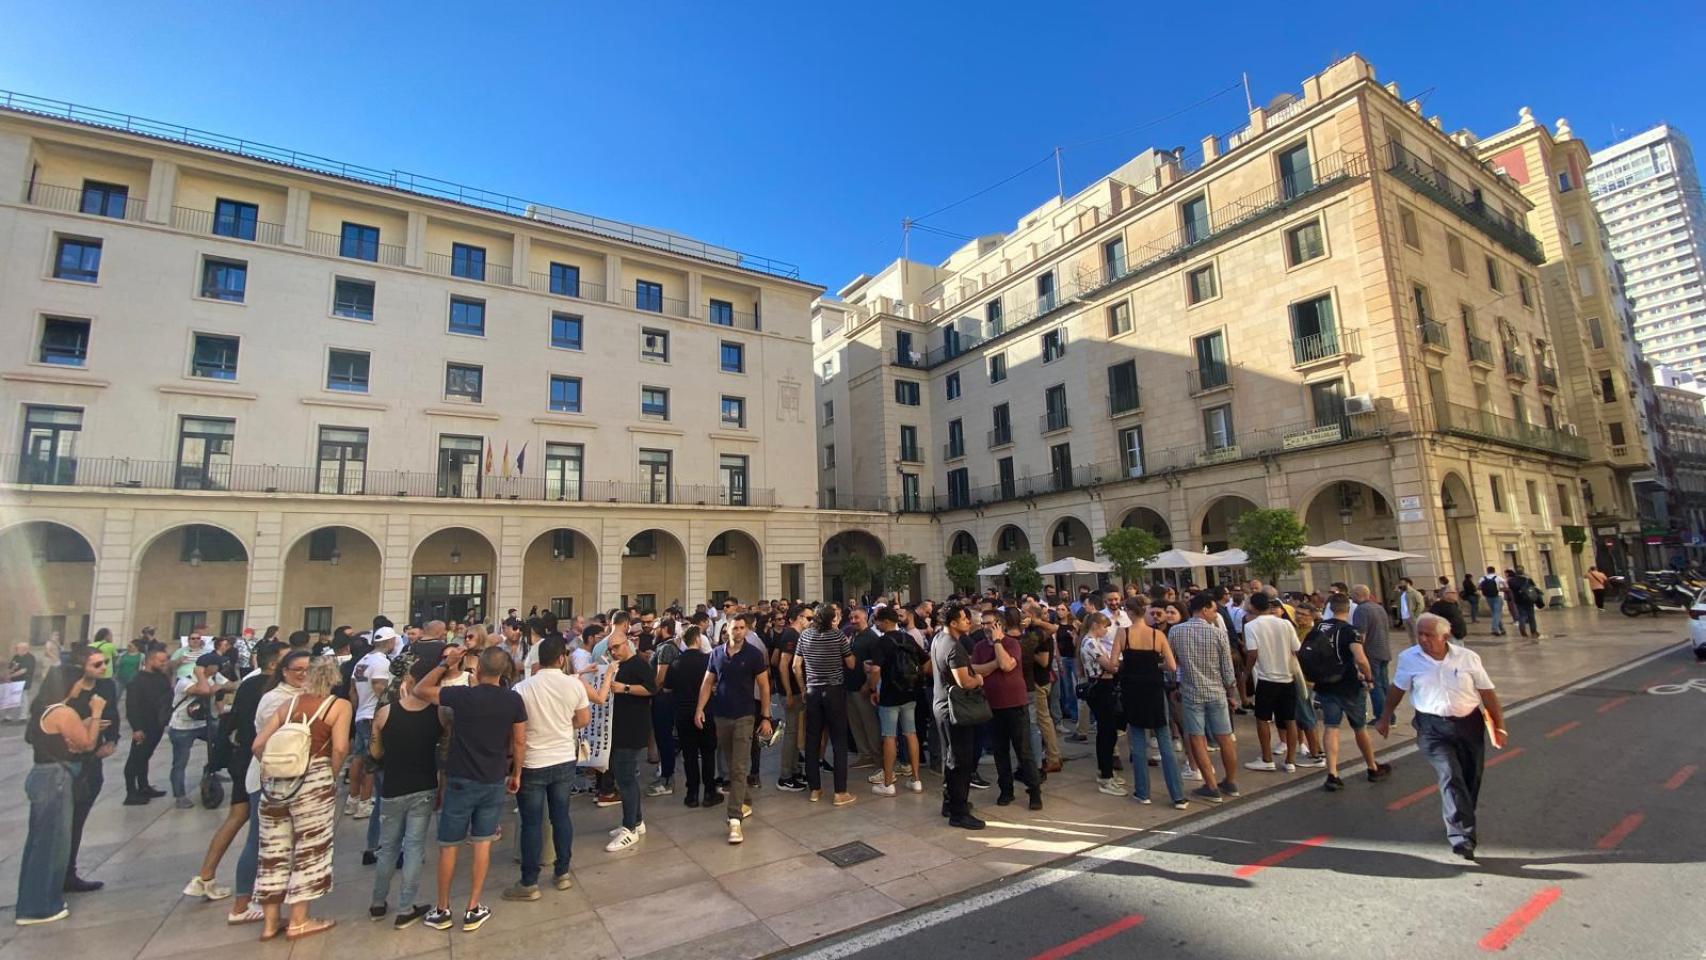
1519, 106, 1535, 126
1556, 117, 1574, 141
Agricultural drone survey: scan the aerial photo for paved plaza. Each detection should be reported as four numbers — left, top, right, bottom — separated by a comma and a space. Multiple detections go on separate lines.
0, 607, 1684, 960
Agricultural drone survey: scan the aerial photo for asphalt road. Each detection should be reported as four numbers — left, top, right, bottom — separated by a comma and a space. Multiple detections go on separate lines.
784, 643, 1706, 960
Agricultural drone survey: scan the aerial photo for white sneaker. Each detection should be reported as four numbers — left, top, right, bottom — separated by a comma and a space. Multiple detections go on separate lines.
352, 799, 373, 820
1244, 760, 1278, 772
605, 828, 640, 853
1182, 766, 1205, 782
1284, 762, 1297, 773
727, 818, 744, 845
1096, 778, 1124, 796
896, 763, 914, 777
608, 822, 646, 839
908, 779, 924, 793
872, 782, 897, 797
343, 796, 357, 816
867, 771, 887, 785
1112, 773, 1127, 786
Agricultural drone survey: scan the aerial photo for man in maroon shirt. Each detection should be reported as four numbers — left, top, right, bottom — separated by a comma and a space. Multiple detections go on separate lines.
972, 608, 1042, 810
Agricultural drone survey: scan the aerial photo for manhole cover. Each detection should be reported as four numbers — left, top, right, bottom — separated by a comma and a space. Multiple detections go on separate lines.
819, 841, 883, 868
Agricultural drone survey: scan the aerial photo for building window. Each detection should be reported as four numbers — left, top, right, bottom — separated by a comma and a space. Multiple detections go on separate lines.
989, 352, 1008, 383
899, 425, 921, 462
1203, 404, 1235, 451
1599, 371, 1616, 404
641, 386, 669, 419
997, 457, 1016, 500
1041, 327, 1067, 363
1309, 378, 1346, 426
1035, 272, 1056, 312
1049, 442, 1073, 490
327, 349, 370, 393
895, 380, 921, 405
947, 418, 965, 459
207, 199, 259, 241
316, 426, 367, 494
1103, 236, 1126, 277
18, 406, 81, 485
450, 243, 486, 281
549, 262, 580, 297
1575, 264, 1596, 296
549, 597, 574, 618
340, 222, 380, 261
985, 299, 1004, 334
709, 299, 735, 326
190, 333, 240, 380
941, 371, 960, 401
1556, 482, 1573, 519
333, 278, 375, 320
1586, 316, 1605, 350
545, 442, 583, 500
642, 328, 669, 361
53, 237, 101, 282
79, 180, 129, 219
1399, 205, 1421, 249
449, 296, 486, 335
1289, 295, 1339, 362
1119, 425, 1144, 477
1194, 331, 1229, 389
823, 444, 837, 469
1180, 194, 1209, 244
199, 257, 247, 302
437, 434, 483, 498
176, 416, 235, 490
551, 312, 583, 349
947, 468, 971, 509
1526, 479, 1541, 515
1557, 171, 1572, 193
1187, 264, 1218, 304
1608, 422, 1626, 447
1286, 220, 1325, 265
549, 375, 582, 413
721, 395, 746, 428
1108, 359, 1139, 414
720, 341, 745, 374
1446, 232, 1466, 273
549, 530, 577, 560
303, 607, 332, 634
1044, 384, 1069, 432
39, 317, 90, 366
720, 454, 749, 506
1518, 273, 1534, 308
1278, 141, 1313, 198
899, 472, 921, 511
1107, 300, 1132, 336
1485, 256, 1503, 291
1412, 284, 1433, 324
991, 403, 1012, 446
445, 362, 483, 402
638, 449, 672, 503
1489, 475, 1505, 513
1565, 218, 1584, 246
635, 279, 664, 313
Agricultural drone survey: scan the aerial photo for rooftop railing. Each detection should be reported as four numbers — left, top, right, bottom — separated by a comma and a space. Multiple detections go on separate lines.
1385, 142, 1544, 264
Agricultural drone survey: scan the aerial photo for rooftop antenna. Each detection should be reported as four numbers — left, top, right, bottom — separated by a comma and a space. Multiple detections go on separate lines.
1054, 146, 1064, 200
901, 218, 912, 282
1242, 72, 1255, 113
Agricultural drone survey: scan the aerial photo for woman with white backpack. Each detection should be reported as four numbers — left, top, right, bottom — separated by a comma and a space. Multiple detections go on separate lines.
250, 656, 350, 942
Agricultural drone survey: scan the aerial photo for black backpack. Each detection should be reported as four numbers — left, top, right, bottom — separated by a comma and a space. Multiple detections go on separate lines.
1297, 622, 1348, 685
887, 633, 924, 693
1479, 576, 1500, 599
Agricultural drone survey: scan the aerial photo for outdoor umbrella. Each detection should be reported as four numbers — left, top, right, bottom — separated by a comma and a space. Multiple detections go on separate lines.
1143, 548, 1218, 569
1035, 557, 1114, 575
976, 562, 1010, 576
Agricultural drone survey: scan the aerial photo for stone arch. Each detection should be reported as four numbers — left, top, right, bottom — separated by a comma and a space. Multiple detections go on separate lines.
409, 526, 498, 626
1197, 495, 1260, 552
133, 522, 251, 639
992, 524, 1030, 557
1118, 506, 1173, 547
1440, 471, 1484, 578
521, 527, 601, 621
947, 530, 978, 556
706, 528, 762, 606
280, 525, 384, 634
822, 529, 885, 603
620, 528, 687, 613
1047, 516, 1095, 561
0, 521, 97, 645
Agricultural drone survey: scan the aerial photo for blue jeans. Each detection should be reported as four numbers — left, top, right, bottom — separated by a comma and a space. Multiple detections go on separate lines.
1487, 596, 1505, 633
1024, 699, 1043, 773
236, 788, 261, 897
1128, 723, 1184, 804
517, 762, 576, 885
365, 772, 384, 852
168, 727, 204, 798
18, 762, 76, 920
1368, 660, 1390, 721
1057, 658, 1080, 723
371, 788, 434, 908
611, 748, 645, 831
437, 778, 505, 844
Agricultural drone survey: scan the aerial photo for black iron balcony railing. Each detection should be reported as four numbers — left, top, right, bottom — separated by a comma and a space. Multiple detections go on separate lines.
988, 426, 1014, 449
1504, 350, 1530, 379
425, 252, 514, 286
1109, 385, 1141, 416
524, 272, 606, 304
705, 304, 761, 331
1537, 364, 1560, 390
1188, 363, 1232, 394
621, 288, 690, 318
1291, 329, 1361, 366
305, 229, 407, 266
1431, 402, 1588, 459
1420, 320, 1450, 351
818, 491, 889, 511
1385, 143, 1544, 265
23, 181, 149, 222
1467, 335, 1495, 365
170, 206, 286, 246
943, 440, 965, 460
3, 453, 776, 506
897, 444, 923, 464
1040, 408, 1071, 434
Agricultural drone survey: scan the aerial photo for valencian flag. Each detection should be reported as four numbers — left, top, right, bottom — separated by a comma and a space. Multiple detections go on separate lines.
484, 441, 494, 475
515, 443, 527, 474
501, 441, 511, 478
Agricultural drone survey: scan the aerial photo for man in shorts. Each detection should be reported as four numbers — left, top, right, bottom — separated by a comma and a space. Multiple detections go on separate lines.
1241, 594, 1299, 772
1170, 593, 1240, 803
1310, 595, 1392, 792
869, 607, 926, 795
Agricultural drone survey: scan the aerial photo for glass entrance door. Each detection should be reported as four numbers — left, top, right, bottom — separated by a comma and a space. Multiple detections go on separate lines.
410, 574, 487, 625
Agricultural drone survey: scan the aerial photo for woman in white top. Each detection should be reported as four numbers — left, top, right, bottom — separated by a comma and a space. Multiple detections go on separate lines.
1077, 613, 1123, 788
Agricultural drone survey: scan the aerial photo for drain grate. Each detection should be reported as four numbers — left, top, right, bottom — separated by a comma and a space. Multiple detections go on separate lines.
819, 841, 884, 869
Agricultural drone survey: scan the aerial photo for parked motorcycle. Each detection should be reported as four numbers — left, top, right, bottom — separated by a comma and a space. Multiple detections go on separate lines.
1620, 575, 1696, 617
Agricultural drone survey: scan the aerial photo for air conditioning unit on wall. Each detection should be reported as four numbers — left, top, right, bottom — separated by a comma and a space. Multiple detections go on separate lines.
1344, 394, 1376, 416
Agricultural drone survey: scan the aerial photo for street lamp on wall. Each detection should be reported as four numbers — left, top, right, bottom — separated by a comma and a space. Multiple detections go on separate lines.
449, 544, 462, 565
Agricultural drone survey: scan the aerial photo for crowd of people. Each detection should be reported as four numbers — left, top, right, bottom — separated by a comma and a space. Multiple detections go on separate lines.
10, 572, 1513, 935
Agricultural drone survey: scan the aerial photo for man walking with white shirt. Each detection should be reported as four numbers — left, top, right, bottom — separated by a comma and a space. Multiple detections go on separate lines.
504, 636, 590, 899
1241, 594, 1299, 772
1375, 612, 1507, 861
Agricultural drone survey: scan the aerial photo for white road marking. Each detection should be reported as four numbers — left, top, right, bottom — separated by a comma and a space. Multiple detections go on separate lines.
786, 641, 1686, 960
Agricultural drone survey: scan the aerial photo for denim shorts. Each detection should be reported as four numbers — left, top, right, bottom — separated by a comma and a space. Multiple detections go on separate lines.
437, 776, 506, 845
351, 719, 372, 757
877, 704, 917, 738
1178, 698, 1232, 738
1317, 689, 1368, 729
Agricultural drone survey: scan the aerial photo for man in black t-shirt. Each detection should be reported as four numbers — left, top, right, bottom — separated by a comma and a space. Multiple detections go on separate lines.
415, 646, 527, 933
1309, 596, 1390, 792
773, 608, 807, 792
664, 626, 718, 806
870, 607, 925, 795
844, 609, 883, 769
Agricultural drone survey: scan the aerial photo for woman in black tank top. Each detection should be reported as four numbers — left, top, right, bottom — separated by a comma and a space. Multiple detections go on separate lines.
1116, 607, 1188, 808
18, 667, 103, 924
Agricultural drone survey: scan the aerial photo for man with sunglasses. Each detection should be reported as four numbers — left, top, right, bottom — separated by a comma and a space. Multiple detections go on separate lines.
62, 645, 119, 892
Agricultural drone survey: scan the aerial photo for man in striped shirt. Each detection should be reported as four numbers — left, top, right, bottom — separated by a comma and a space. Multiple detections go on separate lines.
792, 607, 856, 804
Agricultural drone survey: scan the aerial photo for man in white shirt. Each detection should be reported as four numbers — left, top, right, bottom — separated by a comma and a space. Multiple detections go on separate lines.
348, 626, 396, 820
504, 636, 591, 899
1374, 613, 1507, 861
1242, 594, 1301, 772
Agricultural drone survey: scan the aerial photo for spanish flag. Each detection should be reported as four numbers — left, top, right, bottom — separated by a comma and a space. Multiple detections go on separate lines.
484, 441, 494, 475
501, 441, 511, 478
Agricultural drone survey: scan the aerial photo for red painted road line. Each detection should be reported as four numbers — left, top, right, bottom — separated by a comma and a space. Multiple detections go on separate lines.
1595, 696, 1629, 715
1233, 835, 1330, 878
1667, 665, 1687, 678
1595, 812, 1646, 850
1665, 764, 1698, 790
1486, 746, 1526, 769
1545, 720, 1581, 739
1388, 748, 1526, 812
1027, 914, 1146, 960
1479, 887, 1562, 951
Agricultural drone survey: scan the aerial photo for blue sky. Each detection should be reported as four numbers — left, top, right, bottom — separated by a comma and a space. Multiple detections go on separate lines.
2, 1, 1700, 290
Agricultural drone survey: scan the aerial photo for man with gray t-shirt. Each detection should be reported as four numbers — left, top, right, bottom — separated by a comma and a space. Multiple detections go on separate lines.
1350, 585, 1393, 720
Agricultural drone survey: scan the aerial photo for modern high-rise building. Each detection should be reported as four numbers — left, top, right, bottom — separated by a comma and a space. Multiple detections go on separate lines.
0, 93, 834, 644
1587, 126, 1706, 375
814, 55, 1606, 601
